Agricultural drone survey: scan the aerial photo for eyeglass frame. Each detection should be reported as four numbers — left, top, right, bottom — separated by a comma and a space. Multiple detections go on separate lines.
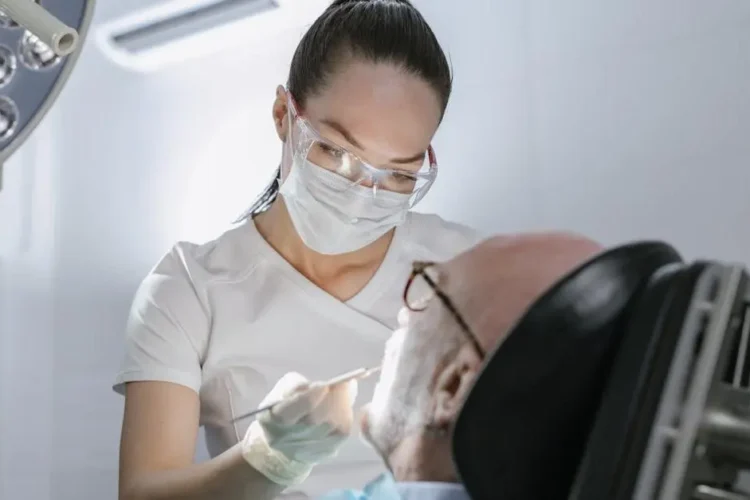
285, 90, 439, 206
403, 261, 486, 358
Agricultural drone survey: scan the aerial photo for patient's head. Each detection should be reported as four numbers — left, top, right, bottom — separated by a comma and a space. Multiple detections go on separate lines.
361, 233, 604, 482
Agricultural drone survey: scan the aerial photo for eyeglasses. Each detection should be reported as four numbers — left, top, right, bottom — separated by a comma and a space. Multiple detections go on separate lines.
285, 90, 438, 208
403, 261, 486, 358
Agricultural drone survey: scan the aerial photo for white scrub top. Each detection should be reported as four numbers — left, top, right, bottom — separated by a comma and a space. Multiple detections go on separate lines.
113, 211, 484, 497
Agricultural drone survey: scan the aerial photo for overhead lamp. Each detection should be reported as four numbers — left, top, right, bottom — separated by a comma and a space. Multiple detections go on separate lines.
0, 0, 96, 191
96, 0, 330, 72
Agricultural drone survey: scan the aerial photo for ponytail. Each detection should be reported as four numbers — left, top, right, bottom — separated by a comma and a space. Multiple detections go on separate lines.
233, 166, 281, 223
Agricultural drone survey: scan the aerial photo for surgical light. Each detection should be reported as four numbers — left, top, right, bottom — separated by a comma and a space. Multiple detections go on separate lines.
0, 95, 18, 138
0, 9, 17, 28
19, 30, 61, 70
0, 0, 95, 190
0, 44, 16, 86
96, 0, 331, 72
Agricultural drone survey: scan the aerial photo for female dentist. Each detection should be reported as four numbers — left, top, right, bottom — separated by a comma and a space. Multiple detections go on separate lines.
114, 1, 484, 499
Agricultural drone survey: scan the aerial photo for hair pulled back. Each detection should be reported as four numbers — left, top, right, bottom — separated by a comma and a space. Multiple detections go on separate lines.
239, 0, 452, 220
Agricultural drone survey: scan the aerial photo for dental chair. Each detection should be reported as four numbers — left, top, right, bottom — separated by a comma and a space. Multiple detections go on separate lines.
452, 241, 750, 500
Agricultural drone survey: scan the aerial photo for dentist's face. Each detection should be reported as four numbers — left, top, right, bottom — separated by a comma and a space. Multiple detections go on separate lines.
273, 60, 442, 179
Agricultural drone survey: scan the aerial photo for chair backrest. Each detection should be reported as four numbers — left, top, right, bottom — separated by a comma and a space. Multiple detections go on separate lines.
569, 261, 709, 500
452, 241, 683, 500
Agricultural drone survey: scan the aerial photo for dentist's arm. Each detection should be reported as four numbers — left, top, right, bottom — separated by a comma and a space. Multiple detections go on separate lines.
119, 381, 284, 500
119, 374, 355, 500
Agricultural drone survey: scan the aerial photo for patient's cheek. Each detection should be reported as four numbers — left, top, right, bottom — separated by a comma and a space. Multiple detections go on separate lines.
367, 371, 397, 440
368, 381, 391, 422
384, 328, 407, 360
366, 330, 410, 433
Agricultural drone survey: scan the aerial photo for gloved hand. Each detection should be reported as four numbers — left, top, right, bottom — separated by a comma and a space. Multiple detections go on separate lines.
241, 372, 358, 487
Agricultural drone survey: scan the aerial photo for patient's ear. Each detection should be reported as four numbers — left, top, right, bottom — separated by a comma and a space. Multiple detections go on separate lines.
431, 344, 482, 428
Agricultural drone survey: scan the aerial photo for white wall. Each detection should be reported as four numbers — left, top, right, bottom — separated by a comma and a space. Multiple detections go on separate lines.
1, 0, 749, 498
418, 0, 750, 261
0, 116, 60, 499
526, 0, 750, 262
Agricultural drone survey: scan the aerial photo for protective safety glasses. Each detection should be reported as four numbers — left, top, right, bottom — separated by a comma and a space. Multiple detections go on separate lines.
286, 91, 438, 208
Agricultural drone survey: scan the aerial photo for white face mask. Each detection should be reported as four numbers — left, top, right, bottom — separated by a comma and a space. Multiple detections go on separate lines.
279, 156, 411, 255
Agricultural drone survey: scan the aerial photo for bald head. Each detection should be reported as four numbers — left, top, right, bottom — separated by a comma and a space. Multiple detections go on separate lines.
439, 232, 605, 349
362, 232, 604, 478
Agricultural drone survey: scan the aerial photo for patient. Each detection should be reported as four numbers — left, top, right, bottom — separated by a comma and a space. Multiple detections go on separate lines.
324, 232, 604, 499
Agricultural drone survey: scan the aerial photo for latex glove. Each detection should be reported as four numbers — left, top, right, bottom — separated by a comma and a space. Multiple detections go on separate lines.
241, 372, 358, 486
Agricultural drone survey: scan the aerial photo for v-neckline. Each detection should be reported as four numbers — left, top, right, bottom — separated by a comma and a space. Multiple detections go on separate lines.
244, 219, 408, 330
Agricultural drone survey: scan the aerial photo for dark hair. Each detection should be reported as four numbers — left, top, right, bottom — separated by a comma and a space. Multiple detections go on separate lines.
237, 0, 453, 221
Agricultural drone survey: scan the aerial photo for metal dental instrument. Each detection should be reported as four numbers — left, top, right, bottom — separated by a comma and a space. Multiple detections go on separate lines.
232, 366, 381, 423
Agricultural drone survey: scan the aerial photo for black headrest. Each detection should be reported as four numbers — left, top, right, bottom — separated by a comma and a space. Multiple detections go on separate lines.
452, 241, 682, 500
570, 260, 708, 500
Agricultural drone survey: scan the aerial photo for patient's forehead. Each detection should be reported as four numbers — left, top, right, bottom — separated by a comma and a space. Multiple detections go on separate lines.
440, 232, 603, 289
435, 233, 604, 346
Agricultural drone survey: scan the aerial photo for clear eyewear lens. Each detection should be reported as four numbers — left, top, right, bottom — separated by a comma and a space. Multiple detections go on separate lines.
291, 117, 436, 206
309, 143, 432, 201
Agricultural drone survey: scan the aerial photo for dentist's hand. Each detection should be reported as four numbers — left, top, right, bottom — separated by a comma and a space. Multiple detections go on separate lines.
241, 372, 358, 486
